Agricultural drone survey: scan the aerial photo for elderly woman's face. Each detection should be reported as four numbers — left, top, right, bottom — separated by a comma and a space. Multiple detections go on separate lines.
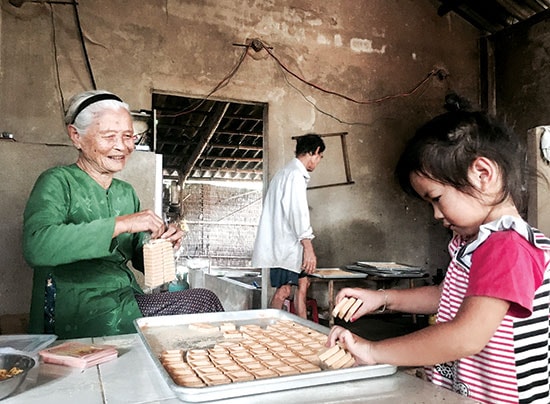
76, 108, 135, 174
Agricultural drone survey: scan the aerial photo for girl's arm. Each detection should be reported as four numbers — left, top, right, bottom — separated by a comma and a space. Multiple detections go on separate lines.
335, 285, 442, 321
327, 295, 509, 366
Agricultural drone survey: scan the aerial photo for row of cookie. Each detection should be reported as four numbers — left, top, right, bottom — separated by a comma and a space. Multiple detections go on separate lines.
159, 320, 333, 387
210, 319, 328, 343
222, 321, 328, 345
239, 322, 328, 348
182, 340, 317, 368
265, 320, 327, 340
188, 320, 327, 346
217, 331, 326, 364
255, 322, 356, 370
160, 348, 320, 387
190, 319, 327, 343
200, 320, 328, 362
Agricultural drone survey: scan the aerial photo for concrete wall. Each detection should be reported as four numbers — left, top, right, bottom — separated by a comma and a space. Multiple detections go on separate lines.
492, 12, 550, 137
0, 0, 481, 317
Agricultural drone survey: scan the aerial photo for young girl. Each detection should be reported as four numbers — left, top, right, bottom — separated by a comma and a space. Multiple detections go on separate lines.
327, 106, 550, 404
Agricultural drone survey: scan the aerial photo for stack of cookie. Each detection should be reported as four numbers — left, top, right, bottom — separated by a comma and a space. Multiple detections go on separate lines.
332, 297, 363, 322
318, 344, 355, 370
143, 239, 176, 288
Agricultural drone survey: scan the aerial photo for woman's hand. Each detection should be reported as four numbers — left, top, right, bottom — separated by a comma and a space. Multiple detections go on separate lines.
160, 223, 184, 250
114, 209, 167, 240
326, 325, 376, 365
334, 288, 387, 321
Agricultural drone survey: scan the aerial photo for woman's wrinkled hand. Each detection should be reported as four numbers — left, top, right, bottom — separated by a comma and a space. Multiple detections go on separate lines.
160, 223, 184, 250
114, 209, 167, 240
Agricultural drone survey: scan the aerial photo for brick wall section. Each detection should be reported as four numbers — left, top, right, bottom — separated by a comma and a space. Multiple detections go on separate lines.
179, 183, 262, 268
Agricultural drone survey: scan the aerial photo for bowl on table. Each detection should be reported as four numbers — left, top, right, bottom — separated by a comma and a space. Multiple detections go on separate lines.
0, 353, 35, 400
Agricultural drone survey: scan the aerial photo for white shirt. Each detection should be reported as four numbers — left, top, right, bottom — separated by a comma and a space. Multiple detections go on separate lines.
252, 158, 314, 273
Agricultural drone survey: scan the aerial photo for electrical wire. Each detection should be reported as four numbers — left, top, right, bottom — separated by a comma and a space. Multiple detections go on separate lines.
43, 0, 444, 124
159, 38, 446, 121
158, 45, 250, 118
276, 62, 369, 126
71, 0, 97, 90
39, 1, 91, 122
262, 41, 443, 105
48, 3, 66, 120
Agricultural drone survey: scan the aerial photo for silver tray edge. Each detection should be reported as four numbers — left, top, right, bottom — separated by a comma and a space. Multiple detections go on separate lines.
134, 309, 397, 403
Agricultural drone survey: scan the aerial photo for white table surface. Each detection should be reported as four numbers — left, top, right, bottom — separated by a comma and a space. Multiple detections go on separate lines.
4, 333, 477, 404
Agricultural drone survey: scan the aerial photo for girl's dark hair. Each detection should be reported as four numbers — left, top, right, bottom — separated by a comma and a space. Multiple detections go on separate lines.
395, 102, 526, 211
295, 134, 326, 156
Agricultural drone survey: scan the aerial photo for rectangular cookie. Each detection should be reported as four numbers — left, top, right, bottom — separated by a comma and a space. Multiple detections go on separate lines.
338, 297, 357, 319
318, 345, 340, 362
331, 297, 350, 317
344, 298, 363, 322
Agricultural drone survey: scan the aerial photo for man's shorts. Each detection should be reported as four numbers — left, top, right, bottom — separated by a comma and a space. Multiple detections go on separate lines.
270, 267, 307, 288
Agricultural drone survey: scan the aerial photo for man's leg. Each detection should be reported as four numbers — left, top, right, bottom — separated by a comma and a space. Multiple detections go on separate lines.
293, 276, 310, 319
270, 284, 292, 309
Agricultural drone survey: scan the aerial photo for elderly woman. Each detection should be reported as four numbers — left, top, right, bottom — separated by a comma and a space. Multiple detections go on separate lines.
23, 90, 223, 339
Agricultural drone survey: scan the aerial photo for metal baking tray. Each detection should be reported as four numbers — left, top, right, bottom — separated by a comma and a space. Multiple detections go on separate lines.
311, 267, 368, 279
346, 265, 429, 278
347, 261, 427, 278
0, 334, 57, 354
355, 261, 423, 272
134, 309, 397, 402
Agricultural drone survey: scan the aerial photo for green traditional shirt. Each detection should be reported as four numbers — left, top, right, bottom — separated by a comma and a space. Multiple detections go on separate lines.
23, 164, 147, 339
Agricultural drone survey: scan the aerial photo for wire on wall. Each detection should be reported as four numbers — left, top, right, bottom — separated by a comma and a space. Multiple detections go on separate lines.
163, 38, 448, 122
261, 42, 445, 105
48, 3, 65, 117
71, 0, 97, 90
44, 3, 445, 123
277, 63, 363, 126
157, 46, 250, 119
23, 0, 91, 121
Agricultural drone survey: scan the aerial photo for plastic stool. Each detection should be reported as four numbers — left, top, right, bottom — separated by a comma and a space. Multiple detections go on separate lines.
283, 297, 319, 323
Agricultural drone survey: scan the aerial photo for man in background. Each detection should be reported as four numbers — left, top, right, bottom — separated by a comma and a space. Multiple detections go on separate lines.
252, 134, 325, 318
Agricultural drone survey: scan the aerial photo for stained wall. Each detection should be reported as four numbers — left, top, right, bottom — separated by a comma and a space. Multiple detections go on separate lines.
0, 0, 481, 316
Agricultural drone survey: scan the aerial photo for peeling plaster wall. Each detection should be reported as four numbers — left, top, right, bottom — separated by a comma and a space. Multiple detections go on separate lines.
0, 0, 480, 316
